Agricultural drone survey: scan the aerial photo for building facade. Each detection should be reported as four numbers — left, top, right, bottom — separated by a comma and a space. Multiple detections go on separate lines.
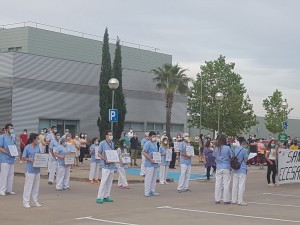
0, 25, 188, 139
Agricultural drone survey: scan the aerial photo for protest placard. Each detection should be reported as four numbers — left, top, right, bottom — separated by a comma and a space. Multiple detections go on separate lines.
64, 153, 75, 165
94, 146, 101, 160
8, 145, 18, 157
105, 150, 119, 162
121, 153, 131, 164
186, 146, 195, 156
152, 152, 161, 163
174, 142, 180, 153
166, 149, 172, 161
278, 149, 300, 184
33, 153, 49, 168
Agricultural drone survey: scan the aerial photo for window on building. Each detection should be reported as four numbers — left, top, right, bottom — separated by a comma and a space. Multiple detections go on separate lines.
147, 123, 164, 131
15, 47, 22, 52
171, 124, 184, 132
124, 122, 144, 131
8, 47, 15, 52
39, 119, 80, 136
7, 47, 22, 52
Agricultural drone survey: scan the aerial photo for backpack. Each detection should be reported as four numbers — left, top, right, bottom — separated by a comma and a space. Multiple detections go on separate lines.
230, 148, 243, 170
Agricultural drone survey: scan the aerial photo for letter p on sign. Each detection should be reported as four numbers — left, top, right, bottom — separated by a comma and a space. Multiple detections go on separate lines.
109, 109, 118, 122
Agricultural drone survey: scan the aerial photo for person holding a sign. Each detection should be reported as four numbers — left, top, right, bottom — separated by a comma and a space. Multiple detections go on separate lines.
48, 132, 60, 185
213, 134, 232, 205
89, 138, 101, 184
22, 133, 42, 208
140, 132, 149, 176
96, 131, 115, 204
0, 123, 17, 196
159, 137, 170, 184
177, 133, 192, 193
231, 137, 248, 206
53, 138, 72, 191
143, 131, 160, 197
265, 140, 278, 187
117, 140, 130, 189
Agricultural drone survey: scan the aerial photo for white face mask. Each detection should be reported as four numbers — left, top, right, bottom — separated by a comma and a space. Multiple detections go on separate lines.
184, 137, 189, 142
152, 138, 157, 142
164, 141, 168, 144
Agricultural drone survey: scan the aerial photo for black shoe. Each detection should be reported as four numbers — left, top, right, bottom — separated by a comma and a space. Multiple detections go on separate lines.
48, 181, 53, 185
134, 163, 138, 166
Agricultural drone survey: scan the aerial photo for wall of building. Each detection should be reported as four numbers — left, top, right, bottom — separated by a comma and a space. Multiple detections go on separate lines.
0, 51, 187, 139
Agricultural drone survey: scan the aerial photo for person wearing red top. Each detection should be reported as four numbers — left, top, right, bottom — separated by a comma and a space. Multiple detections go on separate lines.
20, 129, 28, 163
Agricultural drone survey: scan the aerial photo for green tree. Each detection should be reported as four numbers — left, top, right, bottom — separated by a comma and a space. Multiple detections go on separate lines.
262, 89, 293, 134
152, 64, 192, 137
112, 37, 126, 140
97, 28, 112, 140
188, 55, 257, 136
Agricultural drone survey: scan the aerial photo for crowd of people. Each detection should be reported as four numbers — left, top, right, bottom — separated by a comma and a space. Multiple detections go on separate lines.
0, 123, 298, 208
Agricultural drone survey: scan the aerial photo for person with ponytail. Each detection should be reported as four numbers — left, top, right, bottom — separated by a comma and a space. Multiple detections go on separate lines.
22, 133, 42, 208
213, 134, 232, 205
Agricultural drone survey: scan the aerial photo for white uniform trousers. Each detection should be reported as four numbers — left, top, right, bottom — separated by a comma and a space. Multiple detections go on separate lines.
140, 155, 146, 176
89, 162, 100, 181
144, 167, 157, 194
118, 167, 128, 187
56, 165, 71, 190
159, 165, 168, 183
48, 160, 57, 183
97, 168, 114, 199
215, 169, 231, 203
232, 173, 246, 204
23, 173, 40, 205
177, 164, 191, 190
0, 163, 14, 194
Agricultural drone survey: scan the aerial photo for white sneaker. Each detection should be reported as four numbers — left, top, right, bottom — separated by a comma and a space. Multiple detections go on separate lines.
33, 202, 42, 207
159, 182, 165, 185
238, 202, 248, 206
6, 191, 16, 195
23, 203, 31, 209
164, 181, 169, 184
268, 183, 275, 187
0, 192, 6, 196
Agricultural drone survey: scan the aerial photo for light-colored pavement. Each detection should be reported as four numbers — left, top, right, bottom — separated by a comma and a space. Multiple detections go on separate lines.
1, 160, 300, 225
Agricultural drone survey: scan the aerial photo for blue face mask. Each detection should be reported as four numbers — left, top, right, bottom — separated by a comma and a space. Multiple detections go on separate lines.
271, 144, 275, 148
10, 129, 15, 134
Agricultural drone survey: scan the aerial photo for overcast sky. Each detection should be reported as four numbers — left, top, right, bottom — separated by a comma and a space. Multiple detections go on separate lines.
2, 0, 300, 118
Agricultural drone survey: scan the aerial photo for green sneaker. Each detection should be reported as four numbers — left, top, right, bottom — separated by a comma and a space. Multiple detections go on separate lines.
104, 197, 113, 202
96, 199, 104, 204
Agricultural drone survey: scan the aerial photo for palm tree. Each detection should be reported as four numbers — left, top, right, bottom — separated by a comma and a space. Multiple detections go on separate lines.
152, 64, 192, 137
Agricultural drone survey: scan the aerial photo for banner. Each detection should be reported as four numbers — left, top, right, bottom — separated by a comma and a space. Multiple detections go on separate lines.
278, 149, 300, 184
33, 153, 49, 168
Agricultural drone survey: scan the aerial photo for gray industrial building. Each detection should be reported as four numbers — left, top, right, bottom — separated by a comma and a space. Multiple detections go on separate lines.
0, 24, 188, 138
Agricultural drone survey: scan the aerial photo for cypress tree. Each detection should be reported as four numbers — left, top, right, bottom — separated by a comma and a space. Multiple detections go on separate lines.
112, 37, 126, 140
97, 28, 112, 140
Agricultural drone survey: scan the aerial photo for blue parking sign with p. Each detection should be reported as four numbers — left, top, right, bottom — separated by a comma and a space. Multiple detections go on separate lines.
109, 109, 118, 122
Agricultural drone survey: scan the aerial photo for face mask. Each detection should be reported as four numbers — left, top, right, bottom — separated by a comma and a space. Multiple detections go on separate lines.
85, 135, 88, 138
75, 136, 79, 139
152, 138, 157, 142
53, 130, 57, 133
57, 136, 61, 139
67, 137, 71, 140
123, 143, 126, 147
109, 135, 113, 141
164, 141, 168, 144
95, 141, 99, 145
271, 144, 275, 148
125, 135, 128, 137
130, 130, 133, 132
41, 131, 44, 135
65, 132, 69, 134
81, 135, 84, 138
24, 132, 27, 135
184, 137, 189, 142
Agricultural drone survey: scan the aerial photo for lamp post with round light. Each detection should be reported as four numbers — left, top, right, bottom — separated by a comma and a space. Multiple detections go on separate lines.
281, 100, 288, 133
108, 78, 119, 133
215, 92, 224, 135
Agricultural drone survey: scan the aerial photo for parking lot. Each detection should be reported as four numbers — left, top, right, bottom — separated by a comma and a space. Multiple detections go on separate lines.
1, 166, 300, 225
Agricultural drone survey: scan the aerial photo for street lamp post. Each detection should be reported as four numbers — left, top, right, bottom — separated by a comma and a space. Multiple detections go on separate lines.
215, 92, 224, 136
108, 78, 119, 133
281, 100, 288, 133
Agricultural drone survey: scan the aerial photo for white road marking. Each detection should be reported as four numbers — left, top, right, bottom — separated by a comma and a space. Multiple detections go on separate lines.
76, 216, 139, 225
248, 201, 300, 208
264, 193, 300, 198
157, 206, 300, 223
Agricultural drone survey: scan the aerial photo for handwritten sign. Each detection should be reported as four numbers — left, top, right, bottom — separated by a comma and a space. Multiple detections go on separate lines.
64, 153, 75, 165
33, 153, 49, 168
186, 146, 195, 156
174, 142, 180, 153
105, 150, 119, 163
8, 145, 19, 157
166, 149, 172, 161
152, 152, 161, 163
278, 149, 300, 184
121, 153, 131, 164
94, 146, 101, 160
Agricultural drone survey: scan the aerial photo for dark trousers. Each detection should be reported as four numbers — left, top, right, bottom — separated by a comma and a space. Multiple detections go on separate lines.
206, 166, 216, 180
169, 152, 176, 168
267, 160, 276, 184
79, 147, 86, 163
